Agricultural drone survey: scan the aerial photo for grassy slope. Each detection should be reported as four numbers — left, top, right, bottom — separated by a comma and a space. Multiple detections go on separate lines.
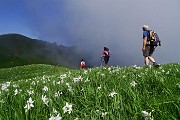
0, 63, 180, 119
0, 64, 71, 83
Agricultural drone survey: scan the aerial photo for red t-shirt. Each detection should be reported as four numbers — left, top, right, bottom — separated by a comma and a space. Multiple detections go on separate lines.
81, 61, 85, 67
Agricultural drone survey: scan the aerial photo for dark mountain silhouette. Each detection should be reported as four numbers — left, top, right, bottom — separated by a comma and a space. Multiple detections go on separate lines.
0, 33, 87, 68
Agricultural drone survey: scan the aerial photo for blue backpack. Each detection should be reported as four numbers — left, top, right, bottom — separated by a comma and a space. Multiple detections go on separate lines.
147, 30, 161, 46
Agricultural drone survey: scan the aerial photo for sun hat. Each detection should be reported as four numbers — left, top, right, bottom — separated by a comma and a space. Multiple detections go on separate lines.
143, 25, 148, 29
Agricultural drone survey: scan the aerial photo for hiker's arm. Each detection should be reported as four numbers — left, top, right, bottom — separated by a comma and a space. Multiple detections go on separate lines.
101, 51, 105, 58
142, 37, 147, 51
101, 55, 105, 58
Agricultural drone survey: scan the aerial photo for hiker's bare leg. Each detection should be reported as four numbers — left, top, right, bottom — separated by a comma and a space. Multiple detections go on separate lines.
144, 57, 149, 65
148, 56, 155, 63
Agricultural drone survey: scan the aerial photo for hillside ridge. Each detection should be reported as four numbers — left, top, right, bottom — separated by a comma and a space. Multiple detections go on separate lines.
0, 33, 83, 68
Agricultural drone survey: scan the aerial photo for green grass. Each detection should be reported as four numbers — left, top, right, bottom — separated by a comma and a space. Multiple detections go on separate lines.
0, 63, 180, 120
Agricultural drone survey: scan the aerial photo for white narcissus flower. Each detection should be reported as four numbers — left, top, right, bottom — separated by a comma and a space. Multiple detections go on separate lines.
53, 108, 58, 114
24, 97, 34, 112
142, 111, 148, 118
13, 84, 18, 88
41, 95, 49, 106
43, 86, 48, 92
66, 83, 70, 87
66, 83, 73, 93
84, 78, 90, 82
1, 82, 11, 91
31, 81, 36, 85
84, 70, 88, 74
27, 89, 34, 95
73, 76, 83, 83
101, 112, 108, 118
78, 75, 83, 81
49, 114, 62, 120
137, 74, 141, 77
56, 81, 61, 84
133, 65, 141, 69
0, 99, 4, 103
130, 81, 137, 87
108, 91, 117, 98
14, 89, 18, 95
148, 65, 152, 68
97, 85, 102, 90
101, 73, 105, 76
73, 77, 80, 83
55, 91, 62, 97
166, 71, 170, 74
142, 110, 154, 120
60, 74, 67, 80
176, 84, 180, 89
63, 102, 73, 114
96, 110, 100, 113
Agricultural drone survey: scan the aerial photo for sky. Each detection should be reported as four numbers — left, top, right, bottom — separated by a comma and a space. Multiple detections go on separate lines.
0, 0, 180, 67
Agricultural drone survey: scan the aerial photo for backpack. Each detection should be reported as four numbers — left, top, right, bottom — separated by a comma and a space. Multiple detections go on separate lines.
81, 61, 85, 67
104, 48, 110, 58
147, 30, 161, 46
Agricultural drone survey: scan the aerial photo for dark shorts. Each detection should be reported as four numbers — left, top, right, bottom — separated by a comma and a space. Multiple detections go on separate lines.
143, 46, 154, 57
104, 57, 109, 64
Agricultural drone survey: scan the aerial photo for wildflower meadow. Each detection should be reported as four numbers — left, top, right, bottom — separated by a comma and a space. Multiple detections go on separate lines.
0, 63, 180, 120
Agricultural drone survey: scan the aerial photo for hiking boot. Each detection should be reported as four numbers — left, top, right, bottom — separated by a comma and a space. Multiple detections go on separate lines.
153, 62, 160, 67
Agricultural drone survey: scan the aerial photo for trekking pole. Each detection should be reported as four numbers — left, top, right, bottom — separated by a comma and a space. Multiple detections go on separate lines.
100, 57, 103, 67
154, 46, 157, 51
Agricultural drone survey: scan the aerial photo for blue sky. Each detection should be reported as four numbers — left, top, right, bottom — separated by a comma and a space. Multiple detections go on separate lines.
0, 1, 31, 36
0, 0, 180, 66
0, 0, 65, 40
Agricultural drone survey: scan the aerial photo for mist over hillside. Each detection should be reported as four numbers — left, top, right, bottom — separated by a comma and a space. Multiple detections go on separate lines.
0, 33, 91, 68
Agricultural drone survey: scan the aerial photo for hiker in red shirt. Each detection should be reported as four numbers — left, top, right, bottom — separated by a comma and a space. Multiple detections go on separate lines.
80, 59, 85, 69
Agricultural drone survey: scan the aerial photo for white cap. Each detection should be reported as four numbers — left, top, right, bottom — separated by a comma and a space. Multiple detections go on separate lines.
143, 25, 148, 29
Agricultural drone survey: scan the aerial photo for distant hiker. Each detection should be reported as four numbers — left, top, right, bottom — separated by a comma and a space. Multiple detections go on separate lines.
80, 59, 85, 69
101, 47, 110, 67
142, 25, 159, 67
